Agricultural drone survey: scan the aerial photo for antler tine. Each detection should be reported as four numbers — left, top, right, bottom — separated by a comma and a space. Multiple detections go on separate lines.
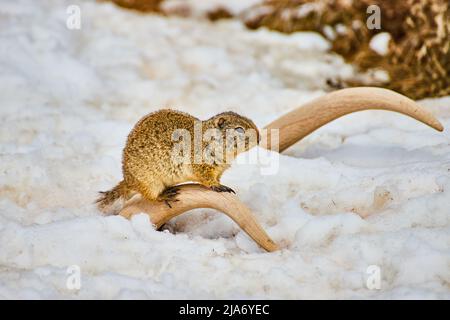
261, 87, 444, 152
119, 184, 279, 252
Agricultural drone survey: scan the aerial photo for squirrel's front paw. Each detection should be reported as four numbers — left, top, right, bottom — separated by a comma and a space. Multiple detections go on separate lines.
211, 185, 236, 194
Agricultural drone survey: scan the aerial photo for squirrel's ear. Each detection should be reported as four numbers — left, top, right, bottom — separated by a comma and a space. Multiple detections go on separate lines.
215, 117, 226, 129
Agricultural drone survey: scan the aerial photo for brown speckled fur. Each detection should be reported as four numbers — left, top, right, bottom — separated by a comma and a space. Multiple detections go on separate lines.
97, 109, 259, 212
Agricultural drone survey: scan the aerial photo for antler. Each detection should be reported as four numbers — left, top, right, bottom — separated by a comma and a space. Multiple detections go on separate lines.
119, 184, 279, 252
119, 87, 444, 252
261, 87, 444, 152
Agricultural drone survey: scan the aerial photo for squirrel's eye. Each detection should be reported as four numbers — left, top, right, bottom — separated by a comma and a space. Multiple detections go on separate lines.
235, 127, 245, 134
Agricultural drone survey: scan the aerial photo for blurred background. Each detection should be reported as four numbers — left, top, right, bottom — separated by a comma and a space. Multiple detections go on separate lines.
107, 0, 449, 100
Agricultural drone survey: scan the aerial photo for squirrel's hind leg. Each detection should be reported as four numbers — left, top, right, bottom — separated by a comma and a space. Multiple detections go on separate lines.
136, 179, 164, 202
157, 186, 181, 208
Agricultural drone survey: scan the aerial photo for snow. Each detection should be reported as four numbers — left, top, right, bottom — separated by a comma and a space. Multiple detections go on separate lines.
369, 32, 391, 56
163, 0, 263, 17
0, 0, 449, 299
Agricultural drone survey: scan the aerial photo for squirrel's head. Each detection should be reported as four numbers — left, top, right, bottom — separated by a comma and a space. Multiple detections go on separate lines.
204, 112, 260, 163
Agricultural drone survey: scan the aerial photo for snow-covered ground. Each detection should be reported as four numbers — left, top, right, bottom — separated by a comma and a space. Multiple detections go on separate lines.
0, 0, 449, 299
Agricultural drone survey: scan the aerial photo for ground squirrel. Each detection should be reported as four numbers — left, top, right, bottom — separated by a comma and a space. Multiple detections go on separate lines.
97, 109, 260, 213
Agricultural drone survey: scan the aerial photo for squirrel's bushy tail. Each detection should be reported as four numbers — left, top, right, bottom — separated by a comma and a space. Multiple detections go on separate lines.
96, 180, 131, 214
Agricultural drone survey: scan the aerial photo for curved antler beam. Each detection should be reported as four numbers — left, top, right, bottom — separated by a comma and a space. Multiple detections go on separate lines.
119, 184, 278, 252
118, 87, 444, 252
261, 87, 444, 152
